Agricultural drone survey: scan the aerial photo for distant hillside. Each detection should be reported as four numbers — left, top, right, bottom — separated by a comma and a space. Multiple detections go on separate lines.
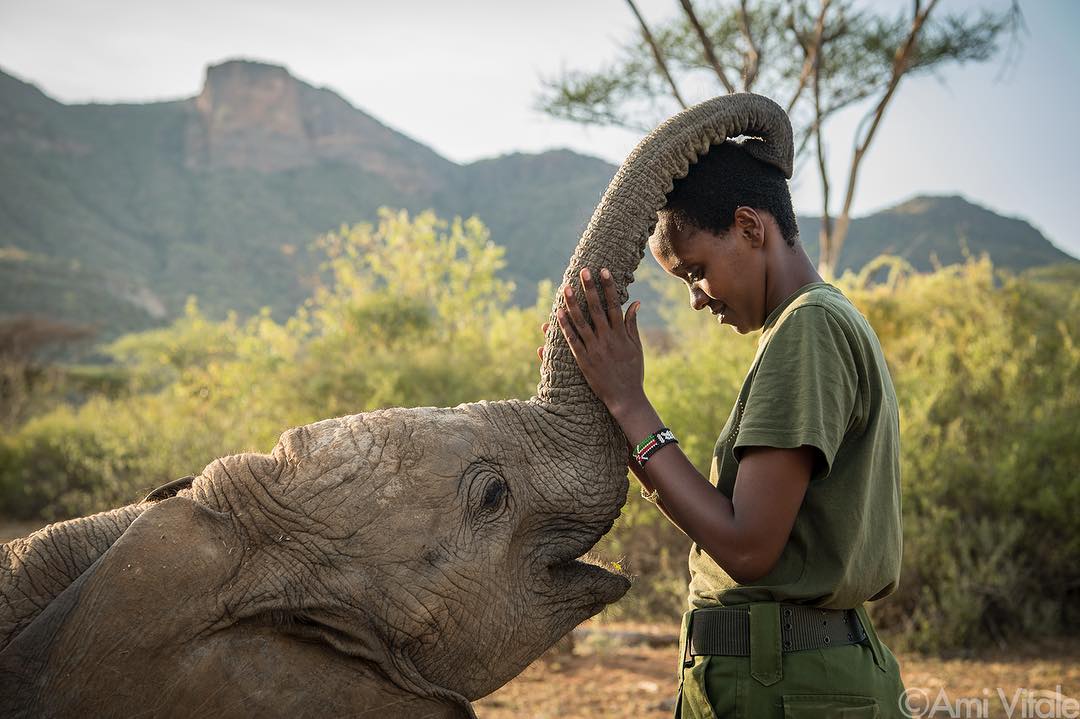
453, 150, 613, 292
0, 60, 618, 347
0, 60, 1073, 351
798, 195, 1074, 273
0, 60, 454, 330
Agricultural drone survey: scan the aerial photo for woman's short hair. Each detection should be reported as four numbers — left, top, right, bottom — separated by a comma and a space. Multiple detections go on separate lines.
662, 139, 799, 246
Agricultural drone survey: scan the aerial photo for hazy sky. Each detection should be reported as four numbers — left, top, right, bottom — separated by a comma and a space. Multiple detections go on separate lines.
2, 0, 1077, 257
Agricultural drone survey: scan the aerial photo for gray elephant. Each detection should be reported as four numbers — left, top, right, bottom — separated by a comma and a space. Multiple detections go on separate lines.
0, 93, 791, 718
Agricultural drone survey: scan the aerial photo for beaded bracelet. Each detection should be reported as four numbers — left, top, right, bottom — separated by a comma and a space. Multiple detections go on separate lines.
633, 427, 678, 466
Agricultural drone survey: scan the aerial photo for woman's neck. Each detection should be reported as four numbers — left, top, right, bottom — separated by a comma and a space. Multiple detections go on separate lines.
763, 239, 823, 319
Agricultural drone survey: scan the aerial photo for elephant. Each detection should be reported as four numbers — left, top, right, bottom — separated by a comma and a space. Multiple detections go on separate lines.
0, 93, 792, 718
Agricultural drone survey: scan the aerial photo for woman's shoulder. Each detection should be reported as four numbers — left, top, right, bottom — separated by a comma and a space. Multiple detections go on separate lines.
764, 283, 842, 331
778, 284, 870, 336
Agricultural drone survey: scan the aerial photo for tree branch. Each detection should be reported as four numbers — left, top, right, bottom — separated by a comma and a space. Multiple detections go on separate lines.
787, 0, 831, 114
812, 20, 834, 274
792, 121, 814, 165
678, 0, 737, 94
625, 0, 688, 108
737, 0, 761, 91
831, 0, 941, 269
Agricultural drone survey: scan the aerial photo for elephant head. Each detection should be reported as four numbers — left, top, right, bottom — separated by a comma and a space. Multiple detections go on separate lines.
0, 94, 793, 718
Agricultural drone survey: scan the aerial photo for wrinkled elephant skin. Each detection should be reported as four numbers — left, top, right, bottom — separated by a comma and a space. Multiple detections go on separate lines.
1, 93, 794, 717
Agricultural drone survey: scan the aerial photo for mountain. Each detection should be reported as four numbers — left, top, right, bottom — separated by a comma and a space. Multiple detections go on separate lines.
0, 60, 1073, 350
453, 150, 613, 288
0, 60, 617, 347
798, 195, 1074, 273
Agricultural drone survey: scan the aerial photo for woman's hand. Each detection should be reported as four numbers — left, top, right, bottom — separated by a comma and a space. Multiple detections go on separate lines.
536, 322, 550, 362
555, 267, 644, 419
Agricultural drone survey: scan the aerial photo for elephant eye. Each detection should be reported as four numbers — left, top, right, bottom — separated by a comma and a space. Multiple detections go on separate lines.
462, 461, 510, 526
479, 477, 507, 512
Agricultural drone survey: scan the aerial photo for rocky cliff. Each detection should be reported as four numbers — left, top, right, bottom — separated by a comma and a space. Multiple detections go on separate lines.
184, 60, 452, 196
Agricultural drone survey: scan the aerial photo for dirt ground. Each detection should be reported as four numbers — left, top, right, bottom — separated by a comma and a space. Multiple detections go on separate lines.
5, 522, 1077, 718
476, 623, 1080, 718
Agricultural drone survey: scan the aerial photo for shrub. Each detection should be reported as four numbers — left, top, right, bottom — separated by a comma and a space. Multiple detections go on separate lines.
2, 208, 1076, 651
607, 257, 1079, 648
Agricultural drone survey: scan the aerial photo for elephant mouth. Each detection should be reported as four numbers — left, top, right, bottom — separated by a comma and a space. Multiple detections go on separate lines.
546, 553, 631, 616
545, 512, 632, 608
573, 551, 632, 603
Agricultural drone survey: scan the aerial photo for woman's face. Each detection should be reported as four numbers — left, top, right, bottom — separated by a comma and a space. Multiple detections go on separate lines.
649, 209, 768, 335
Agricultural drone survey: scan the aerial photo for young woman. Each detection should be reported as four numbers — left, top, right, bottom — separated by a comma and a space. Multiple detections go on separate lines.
551, 140, 907, 718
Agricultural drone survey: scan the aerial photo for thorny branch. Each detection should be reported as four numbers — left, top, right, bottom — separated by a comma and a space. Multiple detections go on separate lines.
626, 0, 688, 108
786, 0, 831, 113
736, 0, 761, 90
679, 0, 737, 94
826, 0, 941, 271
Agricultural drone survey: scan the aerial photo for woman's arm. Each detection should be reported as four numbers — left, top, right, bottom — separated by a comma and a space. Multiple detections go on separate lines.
556, 267, 813, 583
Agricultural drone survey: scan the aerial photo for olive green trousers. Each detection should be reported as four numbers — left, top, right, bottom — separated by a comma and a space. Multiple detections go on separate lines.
674, 604, 908, 719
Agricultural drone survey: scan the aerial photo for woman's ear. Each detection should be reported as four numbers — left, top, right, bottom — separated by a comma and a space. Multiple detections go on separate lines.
734, 206, 766, 248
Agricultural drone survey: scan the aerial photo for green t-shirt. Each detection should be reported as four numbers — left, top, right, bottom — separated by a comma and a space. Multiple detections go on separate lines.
687, 282, 903, 610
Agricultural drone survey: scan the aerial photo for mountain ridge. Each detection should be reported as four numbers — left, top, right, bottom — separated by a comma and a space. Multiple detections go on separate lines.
0, 60, 1073, 351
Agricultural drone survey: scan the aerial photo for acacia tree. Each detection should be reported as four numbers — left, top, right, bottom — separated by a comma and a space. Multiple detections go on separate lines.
0, 315, 94, 427
538, 0, 1021, 275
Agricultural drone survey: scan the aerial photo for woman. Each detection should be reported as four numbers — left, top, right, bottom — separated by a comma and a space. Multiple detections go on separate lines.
549, 138, 907, 718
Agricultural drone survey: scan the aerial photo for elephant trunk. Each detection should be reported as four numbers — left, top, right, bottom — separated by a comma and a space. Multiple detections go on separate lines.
530, 93, 794, 484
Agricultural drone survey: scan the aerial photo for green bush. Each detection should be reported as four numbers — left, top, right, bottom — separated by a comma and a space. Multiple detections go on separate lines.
853, 259, 1080, 650
605, 257, 1080, 649
0, 406, 137, 520
2, 207, 1077, 651
1, 209, 545, 518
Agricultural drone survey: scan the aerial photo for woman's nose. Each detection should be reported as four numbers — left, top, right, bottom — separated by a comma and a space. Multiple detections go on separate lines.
689, 285, 710, 311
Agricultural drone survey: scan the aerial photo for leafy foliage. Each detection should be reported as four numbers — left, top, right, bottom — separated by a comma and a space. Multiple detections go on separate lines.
537, 0, 1019, 153
0, 210, 545, 518
1, 210, 1076, 651
603, 256, 1080, 649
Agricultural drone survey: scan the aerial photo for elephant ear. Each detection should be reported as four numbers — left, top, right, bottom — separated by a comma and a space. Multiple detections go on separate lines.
64, 496, 242, 633
1, 497, 243, 690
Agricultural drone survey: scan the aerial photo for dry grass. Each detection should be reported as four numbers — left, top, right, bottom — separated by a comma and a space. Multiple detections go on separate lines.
477, 634, 679, 719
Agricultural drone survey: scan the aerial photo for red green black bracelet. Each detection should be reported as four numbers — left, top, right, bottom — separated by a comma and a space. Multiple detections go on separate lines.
633, 427, 678, 466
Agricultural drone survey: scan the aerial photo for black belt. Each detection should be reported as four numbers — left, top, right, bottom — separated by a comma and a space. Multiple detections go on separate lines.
689, 604, 867, 656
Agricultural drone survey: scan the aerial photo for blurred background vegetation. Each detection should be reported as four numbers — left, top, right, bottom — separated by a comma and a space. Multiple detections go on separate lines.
1, 208, 1076, 653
